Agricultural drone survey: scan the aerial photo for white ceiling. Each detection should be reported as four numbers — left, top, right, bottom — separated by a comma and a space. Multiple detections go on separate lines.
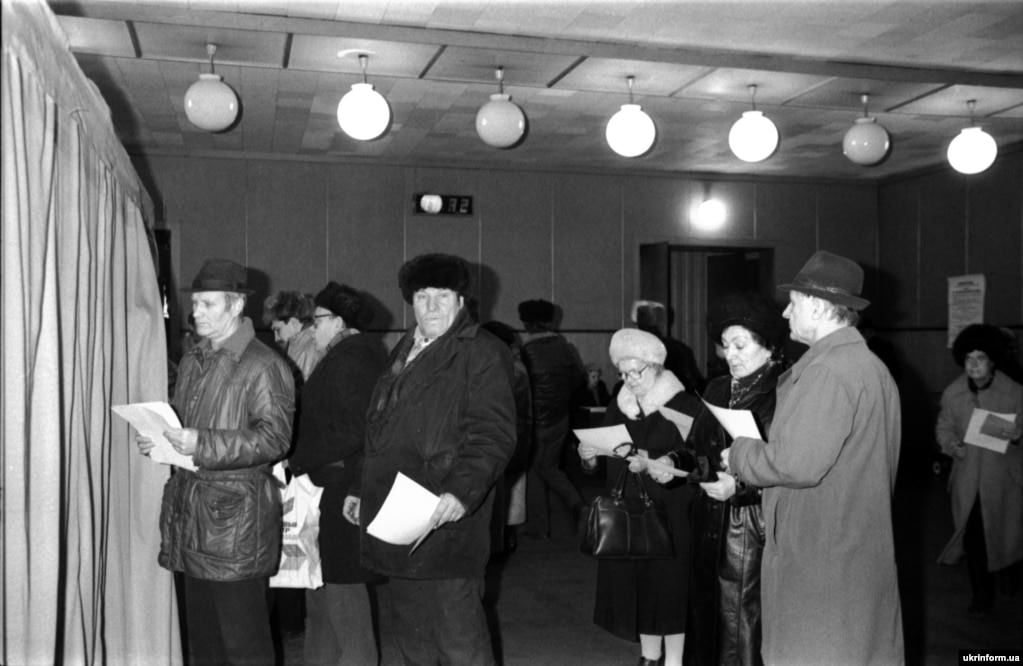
48, 0, 1023, 180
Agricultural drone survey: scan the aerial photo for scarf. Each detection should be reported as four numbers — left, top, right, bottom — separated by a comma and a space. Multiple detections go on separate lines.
616, 369, 685, 420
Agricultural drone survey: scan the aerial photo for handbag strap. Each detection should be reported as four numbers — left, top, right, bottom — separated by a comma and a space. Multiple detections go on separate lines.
611, 466, 654, 504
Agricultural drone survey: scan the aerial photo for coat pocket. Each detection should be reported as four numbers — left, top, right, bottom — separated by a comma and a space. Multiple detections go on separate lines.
190, 480, 248, 561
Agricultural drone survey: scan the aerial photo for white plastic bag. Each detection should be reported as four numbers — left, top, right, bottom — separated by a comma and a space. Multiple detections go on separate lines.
269, 466, 324, 589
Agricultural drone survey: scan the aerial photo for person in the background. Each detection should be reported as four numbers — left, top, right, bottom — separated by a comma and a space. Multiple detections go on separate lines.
681, 292, 787, 666
264, 290, 322, 381
481, 320, 533, 555
936, 323, 1023, 613
518, 299, 587, 538
579, 329, 701, 666
632, 300, 706, 395
579, 363, 611, 407
345, 253, 515, 664
287, 282, 386, 665
137, 258, 295, 666
722, 250, 903, 665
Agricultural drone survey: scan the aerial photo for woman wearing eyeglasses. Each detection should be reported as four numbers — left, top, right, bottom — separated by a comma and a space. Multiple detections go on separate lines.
578, 328, 701, 666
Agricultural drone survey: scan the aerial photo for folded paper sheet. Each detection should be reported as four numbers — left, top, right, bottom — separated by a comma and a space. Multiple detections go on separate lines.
112, 402, 197, 471
965, 408, 1016, 454
366, 472, 441, 545
658, 405, 694, 440
572, 424, 633, 457
701, 399, 762, 440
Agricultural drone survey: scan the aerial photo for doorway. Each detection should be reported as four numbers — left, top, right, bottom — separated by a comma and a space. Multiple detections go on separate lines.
639, 243, 773, 381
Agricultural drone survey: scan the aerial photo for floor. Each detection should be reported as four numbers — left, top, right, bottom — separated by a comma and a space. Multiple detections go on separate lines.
279, 462, 1022, 665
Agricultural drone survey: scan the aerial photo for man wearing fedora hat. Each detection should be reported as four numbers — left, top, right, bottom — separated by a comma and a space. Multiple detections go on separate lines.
137, 258, 295, 665
722, 250, 904, 665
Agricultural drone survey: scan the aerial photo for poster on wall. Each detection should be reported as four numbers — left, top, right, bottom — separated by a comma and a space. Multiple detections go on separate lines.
947, 274, 985, 347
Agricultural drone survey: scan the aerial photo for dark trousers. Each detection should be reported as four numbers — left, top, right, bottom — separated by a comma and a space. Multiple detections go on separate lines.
182, 574, 274, 666
387, 577, 494, 665
525, 417, 582, 537
964, 496, 994, 607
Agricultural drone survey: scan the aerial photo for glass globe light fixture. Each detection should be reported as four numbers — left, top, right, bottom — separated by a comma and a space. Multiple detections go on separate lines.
947, 100, 998, 175
693, 198, 727, 231
184, 44, 239, 132
843, 94, 890, 165
337, 54, 391, 141
475, 67, 526, 148
728, 85, 779, 163
605, 76, 656, 158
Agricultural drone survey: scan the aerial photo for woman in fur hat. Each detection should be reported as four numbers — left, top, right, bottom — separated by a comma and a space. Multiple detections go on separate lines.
936, 323, 1023, 613
578, 328, 701, 666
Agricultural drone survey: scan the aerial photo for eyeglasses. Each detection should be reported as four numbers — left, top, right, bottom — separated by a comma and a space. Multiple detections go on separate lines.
618, 365, 651, 381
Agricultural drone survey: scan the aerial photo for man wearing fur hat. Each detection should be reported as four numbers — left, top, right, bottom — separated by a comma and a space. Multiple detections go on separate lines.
722, 250, 904, 665
345, 253, 516, 664
136, 258, 295, 665
517, 298, 587, 539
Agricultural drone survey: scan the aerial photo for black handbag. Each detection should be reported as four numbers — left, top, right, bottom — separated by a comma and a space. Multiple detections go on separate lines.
580, 467, 674, 559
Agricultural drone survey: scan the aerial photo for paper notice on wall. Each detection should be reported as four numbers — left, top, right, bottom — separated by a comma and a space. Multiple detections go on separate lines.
948, 274, 985, 348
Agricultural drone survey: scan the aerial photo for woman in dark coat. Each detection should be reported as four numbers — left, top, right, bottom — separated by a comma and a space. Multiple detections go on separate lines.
288, 282, 386, 666
579, 328, 701, 666
680, 292, 787, 666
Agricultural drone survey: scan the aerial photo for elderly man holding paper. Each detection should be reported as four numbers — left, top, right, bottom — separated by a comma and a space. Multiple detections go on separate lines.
344, 253, 515, 665
936, 323, 1023, 614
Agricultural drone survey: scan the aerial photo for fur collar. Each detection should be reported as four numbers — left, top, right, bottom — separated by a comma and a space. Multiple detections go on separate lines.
616, 369, 685, 419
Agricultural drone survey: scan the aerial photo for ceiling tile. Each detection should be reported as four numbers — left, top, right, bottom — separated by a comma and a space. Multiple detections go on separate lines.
289, 34, 441, 77
58, 16, 134, 57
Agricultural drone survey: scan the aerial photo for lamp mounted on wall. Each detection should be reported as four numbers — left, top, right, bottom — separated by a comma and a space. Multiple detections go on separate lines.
337, 53, 391, 141
728, 84, 778, 163
184, 43, 239, 132
843, 93, 890, 166
475, 67, 526, 148
947, 99, 998, 175
605, 76, 656, 158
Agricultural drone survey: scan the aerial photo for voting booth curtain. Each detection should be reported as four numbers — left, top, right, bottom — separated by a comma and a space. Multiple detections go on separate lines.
1, 1, 180, 664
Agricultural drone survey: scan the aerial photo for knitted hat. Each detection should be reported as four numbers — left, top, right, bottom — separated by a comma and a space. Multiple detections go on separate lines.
398, 253, 470, 304
609, 328, 667, 366
518, 299, 556, 325
711, 291, 786, 351
314, 281, 369, 328
952, 323, 1006, 368
184, 258, 252, 294
777, 250, 869, 310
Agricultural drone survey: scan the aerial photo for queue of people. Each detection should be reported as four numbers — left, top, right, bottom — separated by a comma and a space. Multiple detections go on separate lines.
136, 248, 1020, 665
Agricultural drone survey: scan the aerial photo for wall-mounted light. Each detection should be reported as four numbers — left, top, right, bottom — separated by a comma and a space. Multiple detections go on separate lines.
605, 76, 656, 158
337, 53, 391, 141
692, 197, 726, 231
475, 67, 526, 148
947, 99, 997, 175
728, 84, 778, 163
184, 43, 239, 132
843, 93, 890, 166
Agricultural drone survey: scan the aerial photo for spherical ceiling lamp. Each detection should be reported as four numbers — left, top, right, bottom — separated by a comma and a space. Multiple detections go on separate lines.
605, 76, 656, 158
337, 54, 391, 141
184, 43, 239, 132
947, 100, 998, 175
728, 85, 779, 163
843, 93, 890, 165
475, 67, 526, 148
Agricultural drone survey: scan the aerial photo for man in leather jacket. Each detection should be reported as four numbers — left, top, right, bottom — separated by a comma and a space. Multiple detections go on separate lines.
137, 258, 295, 666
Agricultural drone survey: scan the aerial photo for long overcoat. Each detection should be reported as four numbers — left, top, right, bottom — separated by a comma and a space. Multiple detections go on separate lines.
356, 309, 516, 579
729, 327, 904, 665
288, 331, 386, 583
935, 371, 1023, 571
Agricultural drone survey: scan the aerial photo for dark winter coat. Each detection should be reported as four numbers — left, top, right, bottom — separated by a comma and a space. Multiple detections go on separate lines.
159, 318, 295, 581
684, 361, 784, 666
288, 331, 386, 584
519, 332, 585, 427
357, 309, 516, 579
592, 370, 701, 641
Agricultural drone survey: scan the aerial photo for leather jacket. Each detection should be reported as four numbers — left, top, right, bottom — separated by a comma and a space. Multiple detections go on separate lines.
158, 318, 295, 581
519, 332, 585, 427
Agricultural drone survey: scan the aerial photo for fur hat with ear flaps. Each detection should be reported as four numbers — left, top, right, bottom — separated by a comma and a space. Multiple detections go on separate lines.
398, 253, 470, 304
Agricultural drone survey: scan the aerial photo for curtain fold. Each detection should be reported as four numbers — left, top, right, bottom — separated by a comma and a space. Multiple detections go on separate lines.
2, 1, 180, 664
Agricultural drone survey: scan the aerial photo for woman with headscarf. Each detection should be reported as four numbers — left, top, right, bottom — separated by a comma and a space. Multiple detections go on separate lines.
578, 328, 701, 666
680, 292, 787, 666
288, 282, 386, 665
936, 323, 1023, 614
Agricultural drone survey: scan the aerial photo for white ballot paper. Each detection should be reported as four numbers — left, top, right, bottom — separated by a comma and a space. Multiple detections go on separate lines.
572, 424, 633, 457
702, 399, 762, 440
658, 405, 694, 440
112, 402, 197, 471
964, 408, 1016, 454
366, 472, 441, 545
